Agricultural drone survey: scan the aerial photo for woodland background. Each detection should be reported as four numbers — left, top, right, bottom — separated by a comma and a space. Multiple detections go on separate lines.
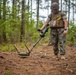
0, 0, 76, 51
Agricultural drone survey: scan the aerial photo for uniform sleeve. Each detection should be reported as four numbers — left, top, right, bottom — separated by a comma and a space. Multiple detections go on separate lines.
61, 12, 67, 19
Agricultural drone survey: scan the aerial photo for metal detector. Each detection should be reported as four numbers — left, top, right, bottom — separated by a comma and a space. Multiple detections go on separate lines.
14, 37, 42, 57
14, 24, 49, 57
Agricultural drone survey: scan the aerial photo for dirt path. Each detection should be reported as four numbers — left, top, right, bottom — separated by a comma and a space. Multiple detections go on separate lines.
0, 44, 76, 75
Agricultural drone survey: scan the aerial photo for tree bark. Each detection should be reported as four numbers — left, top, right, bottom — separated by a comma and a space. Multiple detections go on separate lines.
20, 0, 25, 42
36, 0, 39, 30
31, 0, 32, 24
0, 0, 1, 19
3, 0, 7, 42
68, 0, 70, 24
51, 0, 59, 4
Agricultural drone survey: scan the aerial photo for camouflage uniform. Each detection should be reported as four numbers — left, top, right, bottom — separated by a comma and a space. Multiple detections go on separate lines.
51, 28, 66, 55
40, 2, 68, 58
48, 12, 67, 56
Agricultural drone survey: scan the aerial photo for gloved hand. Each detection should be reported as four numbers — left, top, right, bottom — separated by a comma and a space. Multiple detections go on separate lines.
37, 29, 42, 32
40, 32, 45, 37
37, 29, 45, 37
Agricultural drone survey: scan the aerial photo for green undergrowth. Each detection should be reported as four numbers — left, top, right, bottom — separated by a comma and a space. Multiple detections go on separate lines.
4, 71, 12, 75
0, 44, 15, 52
0, 37, 49, 52
1, 26, 76, 52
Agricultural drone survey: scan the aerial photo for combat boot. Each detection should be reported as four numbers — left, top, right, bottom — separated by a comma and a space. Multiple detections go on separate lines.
60, 55, 65, 60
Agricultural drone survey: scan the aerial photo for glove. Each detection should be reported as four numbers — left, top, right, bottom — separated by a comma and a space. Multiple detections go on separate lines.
37, 29, 42, 32
40, 32, 45, 37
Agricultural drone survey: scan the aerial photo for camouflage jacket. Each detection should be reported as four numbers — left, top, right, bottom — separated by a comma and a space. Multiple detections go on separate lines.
48, 11, 67, 28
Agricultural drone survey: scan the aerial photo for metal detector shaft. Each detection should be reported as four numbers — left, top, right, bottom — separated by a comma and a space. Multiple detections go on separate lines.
25, 43, 30, 52
29, 37, 42, 54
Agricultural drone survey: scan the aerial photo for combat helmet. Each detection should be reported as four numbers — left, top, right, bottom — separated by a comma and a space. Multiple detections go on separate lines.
51, 2, 59, 10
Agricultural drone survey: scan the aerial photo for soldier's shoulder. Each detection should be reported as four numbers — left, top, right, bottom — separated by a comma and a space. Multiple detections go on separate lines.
59, 11, 66, 15
48, 14, 52, 18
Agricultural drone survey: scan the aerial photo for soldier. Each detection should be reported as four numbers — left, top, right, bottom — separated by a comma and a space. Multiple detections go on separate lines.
39, 2, 68, 59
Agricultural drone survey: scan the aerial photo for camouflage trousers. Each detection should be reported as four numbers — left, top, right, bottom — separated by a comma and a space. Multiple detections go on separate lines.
50, 28, 66, 55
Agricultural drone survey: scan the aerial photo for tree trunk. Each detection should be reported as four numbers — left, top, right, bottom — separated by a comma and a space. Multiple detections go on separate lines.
0, 0, 2, 43
12, 0, 15, 19
51, 0, 59, 4
3, 0, 7, 42
61, 0, 62, 11
28, 0, 29, 21
20, 0, 25, 42
31, 0, 32, 24
72, 0, 74, 23
12, 0, 18, 19
0, 0, 1, 19
17, 0, 20, 16
36, 0, 39, 30
68, 0, 70, 24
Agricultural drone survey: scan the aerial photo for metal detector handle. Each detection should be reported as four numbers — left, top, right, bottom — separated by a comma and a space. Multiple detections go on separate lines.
38, 24, 49, 37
